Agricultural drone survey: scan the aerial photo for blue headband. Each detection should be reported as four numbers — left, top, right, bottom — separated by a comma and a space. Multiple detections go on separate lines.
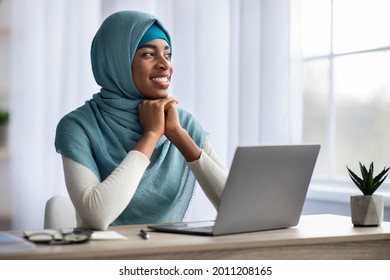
137, 22, 170, 49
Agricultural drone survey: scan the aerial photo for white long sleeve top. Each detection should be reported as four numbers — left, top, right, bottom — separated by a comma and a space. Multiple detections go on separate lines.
61, 137, 228, 230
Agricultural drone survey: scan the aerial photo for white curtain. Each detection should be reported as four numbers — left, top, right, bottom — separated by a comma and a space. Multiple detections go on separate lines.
9, 0, 101, 230
9, 0, 298, 229
101, 0, 297, 222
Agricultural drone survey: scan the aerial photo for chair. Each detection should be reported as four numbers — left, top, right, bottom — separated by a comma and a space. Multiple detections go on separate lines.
44, 195, 77, 229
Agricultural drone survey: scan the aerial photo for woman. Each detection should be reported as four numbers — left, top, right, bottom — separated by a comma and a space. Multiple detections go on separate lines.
55, 10, 227, 230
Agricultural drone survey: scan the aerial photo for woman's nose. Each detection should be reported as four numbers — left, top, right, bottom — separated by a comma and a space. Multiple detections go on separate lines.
156, 56, 171, 70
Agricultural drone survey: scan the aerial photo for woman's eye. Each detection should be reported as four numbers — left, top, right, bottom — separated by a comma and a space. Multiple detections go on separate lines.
165, 53, 172, 60
142, 52, 154, 57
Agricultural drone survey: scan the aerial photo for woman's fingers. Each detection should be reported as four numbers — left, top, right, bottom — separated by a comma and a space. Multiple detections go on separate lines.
164, 100, 177, 111
163, 97, 178, 110
138, 97, 180, 136
138, 99, 166, 135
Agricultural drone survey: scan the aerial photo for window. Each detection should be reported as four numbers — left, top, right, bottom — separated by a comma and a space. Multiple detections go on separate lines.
301, 0, 390, 192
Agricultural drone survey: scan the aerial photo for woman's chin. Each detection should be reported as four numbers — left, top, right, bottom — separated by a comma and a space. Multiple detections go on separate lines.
143, 90, 170, 99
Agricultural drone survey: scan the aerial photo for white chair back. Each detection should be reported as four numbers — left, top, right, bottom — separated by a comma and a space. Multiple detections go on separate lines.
44, 195, 77, 229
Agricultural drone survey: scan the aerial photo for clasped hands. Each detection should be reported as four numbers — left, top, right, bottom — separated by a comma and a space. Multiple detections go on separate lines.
137, 97, 202, 162
138, 97, 181, 140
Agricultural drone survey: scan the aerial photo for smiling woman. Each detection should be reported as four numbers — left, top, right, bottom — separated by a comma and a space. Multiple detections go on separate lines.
54, 10, 228, 230
8, 0, 294, 230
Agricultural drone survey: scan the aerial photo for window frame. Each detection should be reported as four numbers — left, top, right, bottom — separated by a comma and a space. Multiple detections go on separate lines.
301, 0, 390, 206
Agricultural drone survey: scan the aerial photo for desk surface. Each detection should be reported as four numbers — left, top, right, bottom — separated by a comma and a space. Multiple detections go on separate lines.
1, 214, 390, 260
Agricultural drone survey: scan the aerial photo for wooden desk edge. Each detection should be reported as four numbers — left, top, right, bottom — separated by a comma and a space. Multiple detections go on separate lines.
2, 215, 390, 260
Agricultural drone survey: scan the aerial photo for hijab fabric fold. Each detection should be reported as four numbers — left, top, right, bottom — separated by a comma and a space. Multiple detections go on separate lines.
55, 10, 206, 225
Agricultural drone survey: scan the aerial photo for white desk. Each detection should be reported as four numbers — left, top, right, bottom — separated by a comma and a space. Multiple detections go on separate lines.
1, 215, 390, 259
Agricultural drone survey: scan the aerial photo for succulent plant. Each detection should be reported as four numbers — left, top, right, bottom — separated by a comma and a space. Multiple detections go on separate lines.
0, 110, 9, 124
346, 162, 390, 195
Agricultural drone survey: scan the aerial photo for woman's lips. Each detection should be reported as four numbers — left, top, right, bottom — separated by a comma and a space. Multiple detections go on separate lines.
151, 76, 170, 89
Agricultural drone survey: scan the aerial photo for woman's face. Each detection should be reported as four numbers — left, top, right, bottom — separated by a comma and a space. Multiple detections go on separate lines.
132, 39, 173, 99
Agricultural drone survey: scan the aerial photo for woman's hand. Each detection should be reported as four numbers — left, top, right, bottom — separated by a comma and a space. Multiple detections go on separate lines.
164, 99, 182, 138
163, 98, 202, 162
136, 96, 201, 162
134, 97, 178, 159
138, 97, 178, 137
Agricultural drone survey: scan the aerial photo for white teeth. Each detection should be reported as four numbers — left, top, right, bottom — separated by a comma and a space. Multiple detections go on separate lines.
152, 77, 169, 83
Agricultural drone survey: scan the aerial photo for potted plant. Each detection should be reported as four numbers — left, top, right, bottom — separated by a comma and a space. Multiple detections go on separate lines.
346, 162, 389, 226
0, 110, 9, 147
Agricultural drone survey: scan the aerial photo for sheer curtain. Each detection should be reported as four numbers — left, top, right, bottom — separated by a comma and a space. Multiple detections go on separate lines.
9, 0, 101, 229
102, 0, 296, 222
9, 0, 297, 229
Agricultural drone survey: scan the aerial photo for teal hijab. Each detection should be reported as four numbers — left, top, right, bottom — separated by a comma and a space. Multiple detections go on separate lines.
55, 10, 206, 225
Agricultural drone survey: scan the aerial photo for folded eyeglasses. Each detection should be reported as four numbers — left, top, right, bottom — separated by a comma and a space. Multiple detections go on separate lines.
24, 229, 92, 245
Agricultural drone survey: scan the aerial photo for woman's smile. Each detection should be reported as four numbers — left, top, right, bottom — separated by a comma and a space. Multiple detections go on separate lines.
150, 73, 171, 89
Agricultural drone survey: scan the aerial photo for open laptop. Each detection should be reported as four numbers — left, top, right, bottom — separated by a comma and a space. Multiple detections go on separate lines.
148, 144, 320, 236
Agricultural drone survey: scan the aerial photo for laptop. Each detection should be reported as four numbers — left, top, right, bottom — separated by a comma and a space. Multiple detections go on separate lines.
148, 144, 320, 236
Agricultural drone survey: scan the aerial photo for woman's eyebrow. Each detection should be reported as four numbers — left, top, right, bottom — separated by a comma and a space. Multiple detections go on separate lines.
138, 44, 170, 51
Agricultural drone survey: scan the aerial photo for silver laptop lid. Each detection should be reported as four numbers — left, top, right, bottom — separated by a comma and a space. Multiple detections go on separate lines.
213, 144, 320, 235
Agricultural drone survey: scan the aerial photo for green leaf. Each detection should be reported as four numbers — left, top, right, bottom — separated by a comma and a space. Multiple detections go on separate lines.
373, 167, 390, 185
372, 167, 390, 194
359, 162, 368, 178
347, 166, 364, 193
0, 111, 9, 124
348, 163, 389, 195
364, 163, 374, 194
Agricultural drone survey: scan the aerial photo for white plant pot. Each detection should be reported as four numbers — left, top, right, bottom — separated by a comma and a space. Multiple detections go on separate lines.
350, 195, 383, 226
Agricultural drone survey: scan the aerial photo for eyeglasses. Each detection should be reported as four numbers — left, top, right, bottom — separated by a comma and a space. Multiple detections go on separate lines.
24, 229, 92, 245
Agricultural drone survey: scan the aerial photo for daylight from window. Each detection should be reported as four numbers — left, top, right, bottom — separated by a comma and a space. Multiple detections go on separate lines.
301, 0, 390, 190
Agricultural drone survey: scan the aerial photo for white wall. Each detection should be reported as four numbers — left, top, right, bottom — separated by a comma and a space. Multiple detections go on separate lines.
0, 0, 11, 225
0, 156, 10, 217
